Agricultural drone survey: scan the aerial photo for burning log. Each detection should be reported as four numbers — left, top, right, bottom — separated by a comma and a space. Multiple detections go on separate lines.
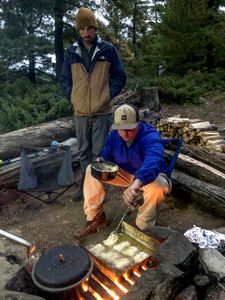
0, 117, 75, 160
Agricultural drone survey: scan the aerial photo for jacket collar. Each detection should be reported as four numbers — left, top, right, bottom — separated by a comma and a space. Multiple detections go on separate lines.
73, 35, 103, 48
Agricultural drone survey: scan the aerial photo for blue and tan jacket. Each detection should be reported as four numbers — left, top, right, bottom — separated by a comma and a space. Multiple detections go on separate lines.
60, 37, 127, 116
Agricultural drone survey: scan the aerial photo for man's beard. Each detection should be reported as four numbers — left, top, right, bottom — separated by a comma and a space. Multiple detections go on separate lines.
83, 36, 94, 45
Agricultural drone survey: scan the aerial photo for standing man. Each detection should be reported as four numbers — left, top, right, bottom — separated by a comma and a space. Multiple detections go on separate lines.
60, 7, 127, 199
74, 104, 172, 239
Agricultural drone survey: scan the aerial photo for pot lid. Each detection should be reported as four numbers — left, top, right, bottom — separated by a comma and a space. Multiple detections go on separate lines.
32, 244, 92, 291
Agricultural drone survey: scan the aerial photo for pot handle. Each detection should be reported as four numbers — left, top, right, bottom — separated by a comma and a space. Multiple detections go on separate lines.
0, 229, 32, 248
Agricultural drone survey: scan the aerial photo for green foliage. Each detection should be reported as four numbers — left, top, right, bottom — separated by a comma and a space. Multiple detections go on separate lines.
0, 79, 73, 133
153, 0, 225, 74
127, 69, 225, 105
0, 0, 55, 82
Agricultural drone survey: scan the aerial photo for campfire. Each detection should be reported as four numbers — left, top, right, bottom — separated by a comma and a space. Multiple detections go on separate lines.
2, 223, 201, 300
77, 221, 159, 300
79, 257, 154, 300
25, 221, 159, 299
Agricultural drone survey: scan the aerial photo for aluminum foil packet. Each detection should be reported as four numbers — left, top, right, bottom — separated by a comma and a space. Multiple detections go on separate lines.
184, 225, 225, 252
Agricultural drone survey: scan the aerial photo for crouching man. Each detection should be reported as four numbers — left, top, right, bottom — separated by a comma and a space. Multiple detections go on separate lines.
74, 104, 171, 239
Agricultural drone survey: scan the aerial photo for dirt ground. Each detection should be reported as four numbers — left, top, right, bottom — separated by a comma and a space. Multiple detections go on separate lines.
0, 96, 225, 252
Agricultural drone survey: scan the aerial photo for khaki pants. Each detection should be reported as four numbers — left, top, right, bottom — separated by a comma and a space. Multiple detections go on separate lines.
83, 165, 172, 230
74, 114, 112, 177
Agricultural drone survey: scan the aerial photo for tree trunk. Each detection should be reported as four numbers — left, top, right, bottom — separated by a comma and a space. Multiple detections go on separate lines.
171, 169, 225, 217
54, 1, 65, 82
140, 87, 161, 111
28, 53, 36, 83
0, 117, 75, 160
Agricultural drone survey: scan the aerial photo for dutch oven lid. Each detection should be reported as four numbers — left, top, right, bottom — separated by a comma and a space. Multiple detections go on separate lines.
32, 244, 92, 291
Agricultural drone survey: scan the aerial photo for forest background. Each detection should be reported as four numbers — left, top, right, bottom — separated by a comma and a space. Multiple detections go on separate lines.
0, 0, 224, 133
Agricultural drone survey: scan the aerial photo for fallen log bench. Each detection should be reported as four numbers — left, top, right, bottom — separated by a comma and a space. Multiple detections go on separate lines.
171, 169, 225, 217
165, 149, 225, 189
0, 117, 75, 160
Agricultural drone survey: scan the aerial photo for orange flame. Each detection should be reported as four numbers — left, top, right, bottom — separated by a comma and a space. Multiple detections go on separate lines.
92, 274, 120, 300
88, 286, 104, 300
113, 280, 128, 294
80, 257, 154, 299
123, 273, 135, 285
27, 245, 36, 256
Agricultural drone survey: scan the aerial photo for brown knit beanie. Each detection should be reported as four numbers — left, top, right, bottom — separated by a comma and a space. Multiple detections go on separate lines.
76, 7, 98, 31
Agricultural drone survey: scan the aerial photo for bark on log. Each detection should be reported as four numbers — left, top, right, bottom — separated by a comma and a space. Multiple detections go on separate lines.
171, 169, 225, 216
140, 87, 161, 112
0, 117, 75, 160
0, 143, 80, 190
111, 90, 140, 107
166, 150, 225, 189
179, 144, 225, 173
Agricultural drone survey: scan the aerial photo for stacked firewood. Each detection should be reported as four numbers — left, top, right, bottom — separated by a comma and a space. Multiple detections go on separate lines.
156, 116, 225, 152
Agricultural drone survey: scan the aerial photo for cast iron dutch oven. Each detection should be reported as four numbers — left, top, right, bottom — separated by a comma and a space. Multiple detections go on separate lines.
31, 244, 93, 293
91, 160, 119, 181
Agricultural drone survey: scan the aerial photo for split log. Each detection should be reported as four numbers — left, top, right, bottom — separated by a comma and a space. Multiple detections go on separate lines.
166, 150, 225, 189
189, 121, 211, 130
171, 169, 225, 217
179, 144, 225, 173
0, 142, 80, 190
0, 117, 75, 160
157, 116, 222, 151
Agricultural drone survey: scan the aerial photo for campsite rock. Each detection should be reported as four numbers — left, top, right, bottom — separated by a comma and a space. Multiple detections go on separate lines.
0, 228, 29, 263
199, 248, 225, 280
153, 231, 198, 276
0, 257, 21, 290
205, 282, 225, 299
5, 267, 40, 297
193, 274, 210, 286
144, 226, 176, 242
0, 290, 44, 300
175, 285, 198, 300
122, 262, 185, 300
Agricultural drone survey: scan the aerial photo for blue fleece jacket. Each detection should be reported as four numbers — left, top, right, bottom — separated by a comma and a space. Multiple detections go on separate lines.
100, 121, 167, 185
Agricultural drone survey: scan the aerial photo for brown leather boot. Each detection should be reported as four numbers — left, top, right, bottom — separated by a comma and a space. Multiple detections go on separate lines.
74, 212, 108, 240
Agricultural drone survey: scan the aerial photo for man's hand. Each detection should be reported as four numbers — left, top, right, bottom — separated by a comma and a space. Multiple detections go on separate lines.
95, 157, 105, 162
123, 179, 143, 209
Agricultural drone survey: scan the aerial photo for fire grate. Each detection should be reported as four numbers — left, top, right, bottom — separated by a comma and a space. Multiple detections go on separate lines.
78, 222, 159, 299
80, 258, 154, 300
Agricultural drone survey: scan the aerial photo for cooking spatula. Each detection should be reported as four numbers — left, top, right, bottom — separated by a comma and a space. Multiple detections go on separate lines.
104, 199, 144, 246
